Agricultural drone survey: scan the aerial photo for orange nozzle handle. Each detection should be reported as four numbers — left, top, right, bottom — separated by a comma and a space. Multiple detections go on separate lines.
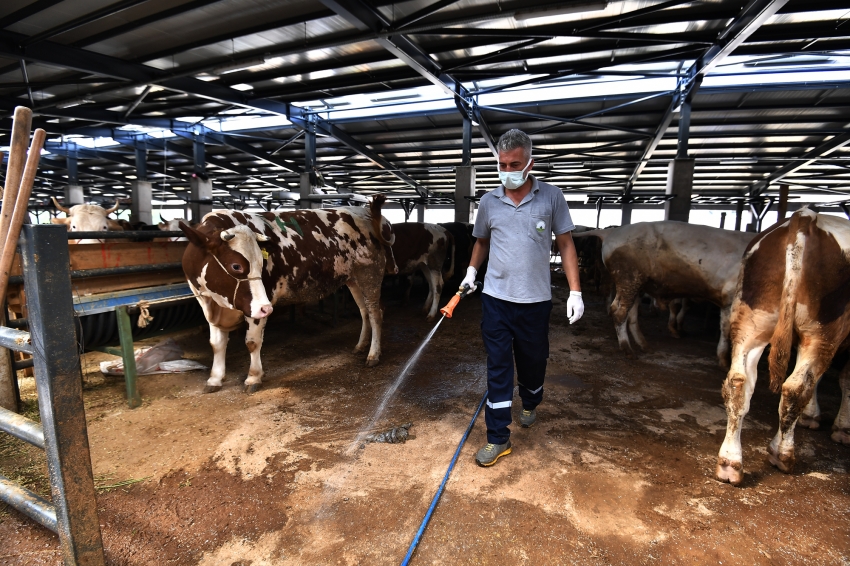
440, 294, 462, 318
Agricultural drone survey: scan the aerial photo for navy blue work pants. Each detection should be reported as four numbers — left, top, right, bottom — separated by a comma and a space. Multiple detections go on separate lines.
481, 293, 552, 444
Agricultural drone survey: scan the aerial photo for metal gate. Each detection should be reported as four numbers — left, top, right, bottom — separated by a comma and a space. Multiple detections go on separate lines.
0, 224, 105, 565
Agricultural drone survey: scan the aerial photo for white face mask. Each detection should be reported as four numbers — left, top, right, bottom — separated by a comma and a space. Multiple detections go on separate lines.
498, 158, 532, 190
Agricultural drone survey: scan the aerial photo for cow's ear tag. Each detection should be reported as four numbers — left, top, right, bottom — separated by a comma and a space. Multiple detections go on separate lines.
261, 249, 270, 260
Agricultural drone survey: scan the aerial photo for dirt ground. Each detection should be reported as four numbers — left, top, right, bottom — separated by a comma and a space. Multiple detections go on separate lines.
1, 277, 849, 565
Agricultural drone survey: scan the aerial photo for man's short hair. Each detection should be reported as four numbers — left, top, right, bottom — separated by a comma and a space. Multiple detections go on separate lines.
497, 129, 532, 160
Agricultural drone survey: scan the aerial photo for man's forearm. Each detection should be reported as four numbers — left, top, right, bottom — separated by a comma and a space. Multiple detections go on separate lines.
469, 238, 490, 271
556, 234, 581, 292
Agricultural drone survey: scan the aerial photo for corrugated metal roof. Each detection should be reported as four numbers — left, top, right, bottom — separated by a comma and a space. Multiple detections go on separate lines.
0, 0, 848, 214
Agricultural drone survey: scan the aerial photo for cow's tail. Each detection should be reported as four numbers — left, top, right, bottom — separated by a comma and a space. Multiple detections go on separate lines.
444, 231, 455, 280
369, 194, 394, 246
369, 194, 398, 275
767, 209, 816, 392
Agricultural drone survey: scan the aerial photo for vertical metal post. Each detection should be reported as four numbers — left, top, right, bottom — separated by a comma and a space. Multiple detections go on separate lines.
621, 182, 633, 226
135, 147, 147, 181
193, 135, 205, 176
720, 211, 727, 229
595, 199, 602, 229
777, 183, 789, 220
115, 306, 141, 409
676, 98, 692, 159
19, 224, 105, 566
461, 116, 472, 167
67, 155, 78, 185
734, 200, 744, 231
300, 120, 318, 209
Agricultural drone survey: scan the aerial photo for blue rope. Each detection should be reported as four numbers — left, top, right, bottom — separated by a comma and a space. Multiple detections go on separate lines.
400, 388, 488, 566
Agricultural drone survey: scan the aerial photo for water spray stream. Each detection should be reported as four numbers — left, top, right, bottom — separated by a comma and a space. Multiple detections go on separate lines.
344, 315, 445, 456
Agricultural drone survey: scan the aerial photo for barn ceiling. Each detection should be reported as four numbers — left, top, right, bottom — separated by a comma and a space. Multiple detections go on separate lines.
0, 0, 848, 214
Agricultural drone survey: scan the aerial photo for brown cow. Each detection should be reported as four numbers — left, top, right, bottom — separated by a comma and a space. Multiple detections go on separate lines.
180, 196, 396, 394
716, 209, 850, 485
391, 222, 455, 321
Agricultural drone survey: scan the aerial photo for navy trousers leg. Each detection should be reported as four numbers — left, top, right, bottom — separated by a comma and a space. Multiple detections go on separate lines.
481, 294, 552, 444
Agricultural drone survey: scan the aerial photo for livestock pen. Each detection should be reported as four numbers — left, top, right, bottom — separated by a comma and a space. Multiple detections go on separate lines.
1, 273, 848, 565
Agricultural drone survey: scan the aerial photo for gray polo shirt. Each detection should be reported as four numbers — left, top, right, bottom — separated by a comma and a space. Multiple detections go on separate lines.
473, 176, 574, 303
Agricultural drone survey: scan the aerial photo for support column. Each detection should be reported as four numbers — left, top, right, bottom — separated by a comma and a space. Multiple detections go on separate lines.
300, 120, 319, 209
63, 185, 84, 205
734, 201, 744, 231
417, 204, 425, 223
130, 181, 152, 225
621, 181, 633, 226
777, 184, 789, 221
189, 176, 212, 222
454, 166, 475, 223
663, 158, 695, 222
720, 212, 727, 229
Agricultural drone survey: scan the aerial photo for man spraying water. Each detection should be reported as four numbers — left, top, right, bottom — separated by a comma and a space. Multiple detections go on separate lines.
462, 129, 584, 467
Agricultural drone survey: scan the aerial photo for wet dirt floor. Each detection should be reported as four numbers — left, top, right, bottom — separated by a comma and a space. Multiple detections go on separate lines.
1, 278, 849, 565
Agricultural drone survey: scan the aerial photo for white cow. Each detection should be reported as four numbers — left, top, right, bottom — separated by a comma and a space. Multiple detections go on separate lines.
575, 222, 755, 366
51, 197, 123, 243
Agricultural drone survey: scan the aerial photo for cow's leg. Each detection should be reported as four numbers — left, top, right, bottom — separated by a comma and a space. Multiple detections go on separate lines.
424, 267, 442, 322
767, 341, 830, 473
348, 284, 371, 355
420, 265, 434, 315
204, 324, 230, 393
243, 316, 268, 394
798, 381, 821, 429
627, 301, 651, 352
716, 338, 768, 485
349, 276, 384, 367
610, 288, 638, 356
716, 306, 732, 369
831, 360, 850, 445
668, 299, 681, 338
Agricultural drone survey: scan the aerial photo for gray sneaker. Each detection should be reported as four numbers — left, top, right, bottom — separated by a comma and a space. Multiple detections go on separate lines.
475, 440, 512, 467
519, 409, 536, 428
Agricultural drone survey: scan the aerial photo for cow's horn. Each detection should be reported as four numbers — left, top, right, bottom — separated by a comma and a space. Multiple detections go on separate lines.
105, 198, 122, 214
51, 196, 71, 214
221, 232, 235, 241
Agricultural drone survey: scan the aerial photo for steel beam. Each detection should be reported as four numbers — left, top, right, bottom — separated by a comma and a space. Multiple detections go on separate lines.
750, 130, 850, 196
626, 0, 789, 186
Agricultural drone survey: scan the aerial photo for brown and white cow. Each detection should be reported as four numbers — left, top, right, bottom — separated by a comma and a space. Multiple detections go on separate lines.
50, 197, 123, 243
575, 222, 755, 366
716, 209, 850, 485
180, 196, 396, 394
391, 222, 455, 321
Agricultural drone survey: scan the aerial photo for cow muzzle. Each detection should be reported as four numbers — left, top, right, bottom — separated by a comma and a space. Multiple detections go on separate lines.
253, 304, 274, 318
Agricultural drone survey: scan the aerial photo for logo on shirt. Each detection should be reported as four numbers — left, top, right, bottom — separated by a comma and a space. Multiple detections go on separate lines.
536, 220, 546, 233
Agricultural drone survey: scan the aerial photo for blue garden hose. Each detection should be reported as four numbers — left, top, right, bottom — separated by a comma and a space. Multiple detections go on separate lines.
400, 388, 488, 565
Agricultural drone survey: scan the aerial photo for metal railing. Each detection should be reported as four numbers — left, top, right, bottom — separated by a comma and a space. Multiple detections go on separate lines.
0, 224, 105, 565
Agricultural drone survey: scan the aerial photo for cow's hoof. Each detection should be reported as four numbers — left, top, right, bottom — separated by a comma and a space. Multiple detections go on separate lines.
715, 457, 743, 485
203, 385, 222, 394
365, 358, 380, 368
670, 330, 681, 339
767, 445, 795, 473
831, 428, 850, 445
352, 345, 367, 355
798, 414, 821, 429
426, 315, 436, 323
243, 383, 262, 394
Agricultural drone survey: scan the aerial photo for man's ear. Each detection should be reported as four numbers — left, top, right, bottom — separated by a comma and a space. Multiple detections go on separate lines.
180, 221, 213, 249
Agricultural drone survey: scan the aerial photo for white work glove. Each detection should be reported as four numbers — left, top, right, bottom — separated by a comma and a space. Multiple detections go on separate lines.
567, 291, 584, 324
460, 266, 478, 293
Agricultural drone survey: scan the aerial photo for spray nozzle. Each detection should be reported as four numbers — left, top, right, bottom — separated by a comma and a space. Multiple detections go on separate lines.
439, 281, 481, 318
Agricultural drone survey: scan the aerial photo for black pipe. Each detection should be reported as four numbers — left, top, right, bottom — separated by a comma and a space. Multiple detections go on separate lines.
8, 262, 183, 285
66, 230, 184, 240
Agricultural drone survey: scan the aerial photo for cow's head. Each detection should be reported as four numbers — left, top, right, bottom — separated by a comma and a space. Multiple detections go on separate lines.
180, 222, 274, 319
51, 197, 123, 243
